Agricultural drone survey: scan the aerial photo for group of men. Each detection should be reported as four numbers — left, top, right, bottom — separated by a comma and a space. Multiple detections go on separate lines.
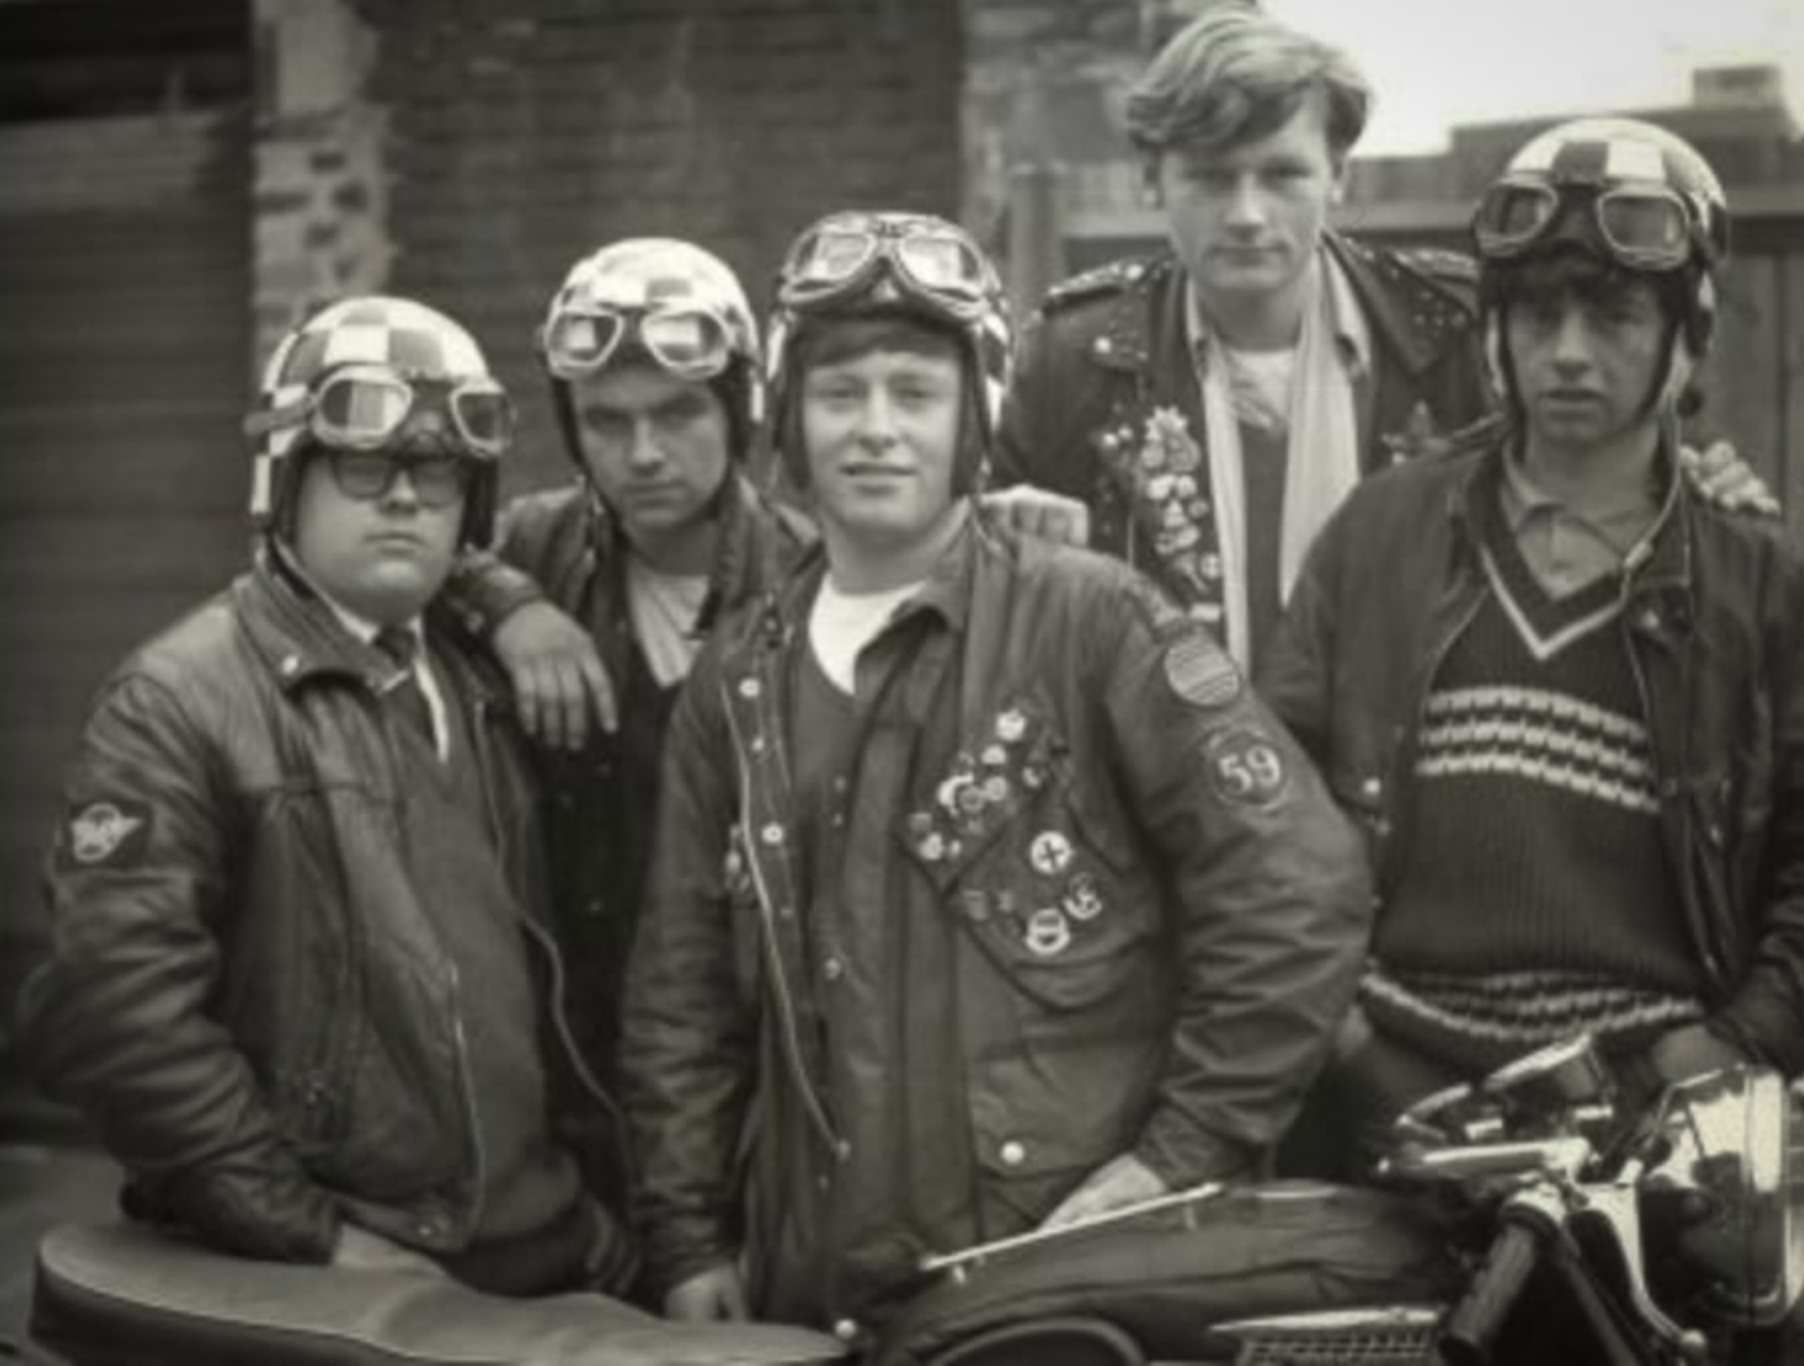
17, 0, 1804, 1349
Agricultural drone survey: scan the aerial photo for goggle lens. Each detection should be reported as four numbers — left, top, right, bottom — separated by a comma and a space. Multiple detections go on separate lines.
780, 220, 994, 319
895, 233, 985, 297
1476, 184, 1558, 250
545, 312, 627, 373
309, 367, 512, 458
544, 306, 731, 380
315, 373, 413, 448
637, 309, 732, 376
1596, 192, 1689, 261
1475, 181, 1695, 272
449, 386, 516, 449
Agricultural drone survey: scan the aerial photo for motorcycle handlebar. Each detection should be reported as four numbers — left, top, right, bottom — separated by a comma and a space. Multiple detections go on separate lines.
1439, 1217, 1545, 1366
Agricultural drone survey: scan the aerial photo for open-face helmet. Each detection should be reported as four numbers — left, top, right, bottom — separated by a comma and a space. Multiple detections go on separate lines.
766, 210, 1012, 493
1472, 117, 1729, 414
247, 296, 514, 547
539, 238, 763, 468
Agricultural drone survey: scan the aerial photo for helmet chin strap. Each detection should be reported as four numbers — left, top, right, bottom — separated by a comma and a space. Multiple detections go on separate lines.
1643, 319, 1695, 422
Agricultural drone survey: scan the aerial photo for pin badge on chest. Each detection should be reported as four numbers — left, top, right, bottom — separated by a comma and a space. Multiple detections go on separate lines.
1024, 907, 1073, 957
1029, 830, 1073, 877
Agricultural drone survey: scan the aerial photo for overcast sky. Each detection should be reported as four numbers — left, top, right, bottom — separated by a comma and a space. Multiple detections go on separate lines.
1267, 0, 1804, 154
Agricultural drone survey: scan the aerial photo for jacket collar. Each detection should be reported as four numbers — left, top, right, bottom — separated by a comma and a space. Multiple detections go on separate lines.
235, 544, 503, 701
1449, 432, 1693, 599
1087, 231, 1466, 382
738, 506, 983, 659
590, 470, 810, 632
1326, 232, 1472, 379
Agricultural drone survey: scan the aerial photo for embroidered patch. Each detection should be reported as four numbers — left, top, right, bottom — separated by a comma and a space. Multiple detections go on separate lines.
1203, 728, 1290, 808
1164, 633, 1243, 709
60, 800, 152, 870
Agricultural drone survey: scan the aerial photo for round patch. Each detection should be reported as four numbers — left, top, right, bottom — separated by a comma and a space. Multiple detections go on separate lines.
1203, 728, 1290, 808
1163, 633, 1243, 709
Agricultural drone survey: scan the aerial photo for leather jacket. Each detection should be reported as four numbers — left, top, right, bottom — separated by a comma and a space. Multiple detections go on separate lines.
1259, 440, 1804, 1073
620, 515, 1371, 1326
17, 554, 590, 1262
449, 475, 813, 1083
995, 233, 1492, 638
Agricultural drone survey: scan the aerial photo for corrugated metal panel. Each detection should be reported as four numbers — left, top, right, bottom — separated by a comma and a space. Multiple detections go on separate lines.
0, 16, 250, 995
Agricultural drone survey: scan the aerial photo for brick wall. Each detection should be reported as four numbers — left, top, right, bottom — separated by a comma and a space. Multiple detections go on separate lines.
360, 0, 963, 495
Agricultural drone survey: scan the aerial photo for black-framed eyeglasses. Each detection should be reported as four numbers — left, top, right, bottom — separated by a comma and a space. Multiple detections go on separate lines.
325, 450, 472, 508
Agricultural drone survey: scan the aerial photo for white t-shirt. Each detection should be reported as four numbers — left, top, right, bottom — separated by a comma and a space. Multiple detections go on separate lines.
1221, 344, 1299, 436
807, 575, 925, 694
626, 557, 710, 688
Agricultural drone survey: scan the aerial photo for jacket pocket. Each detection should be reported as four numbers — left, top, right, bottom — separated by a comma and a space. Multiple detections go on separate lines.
898, 700, 1155, 1013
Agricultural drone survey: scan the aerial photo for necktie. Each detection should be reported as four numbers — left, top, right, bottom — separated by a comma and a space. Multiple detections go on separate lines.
373, 625, 437, 750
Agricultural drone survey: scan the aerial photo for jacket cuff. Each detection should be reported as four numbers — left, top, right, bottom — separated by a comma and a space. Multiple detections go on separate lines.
646, 1231, 738, 1300
445, 550, 548, 640
1132, 1112, 1256, 1192
142, 1163, 340, 1263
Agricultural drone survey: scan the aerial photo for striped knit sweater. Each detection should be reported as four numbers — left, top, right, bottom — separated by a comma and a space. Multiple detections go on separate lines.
1362, 496, 1706, 1073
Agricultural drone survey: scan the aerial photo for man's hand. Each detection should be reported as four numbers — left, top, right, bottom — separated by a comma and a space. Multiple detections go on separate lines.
492, 601, 616, 749
980, 485, 1092, 548
1037, 1152, 1169, 1232
1646, 1022, 1747, 1086
1680, 439, 1780, 516
663, 1262, 749, 1321
330, 1224, 446, 1277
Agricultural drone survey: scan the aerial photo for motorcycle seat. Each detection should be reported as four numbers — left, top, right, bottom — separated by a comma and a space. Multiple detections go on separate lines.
31, 1220, 845, 1365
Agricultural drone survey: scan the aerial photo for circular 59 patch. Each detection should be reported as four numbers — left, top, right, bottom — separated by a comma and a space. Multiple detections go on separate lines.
1202, 728, 1289, 808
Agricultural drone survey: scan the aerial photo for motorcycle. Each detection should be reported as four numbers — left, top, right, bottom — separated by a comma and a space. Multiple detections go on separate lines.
873, 1036, 1804, 1365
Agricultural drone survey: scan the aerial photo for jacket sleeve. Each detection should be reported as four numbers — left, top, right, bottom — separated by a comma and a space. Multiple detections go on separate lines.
618, 649, 757, 1292
1712, 550, 1804, 1073
442, 494, 556, 636
995, 309, 1091, 496
1096, 578, 1372, 1185
1255, 500, 1352, 763
16, 672, 341, 1261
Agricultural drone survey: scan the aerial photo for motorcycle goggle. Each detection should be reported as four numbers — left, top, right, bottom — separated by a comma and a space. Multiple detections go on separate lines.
324, 449, 474, 509
542, 305, 735, 382
1473, 179, 1700, 273
779, 221, 995, 321
252, 365, 515, 460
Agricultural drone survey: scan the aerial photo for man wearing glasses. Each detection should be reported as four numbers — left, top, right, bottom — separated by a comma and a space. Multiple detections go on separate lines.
619, 212, 1369, 1335
1261, 121, 1804, 1164
18, 297, 636, 1294
448, 241, 812, 1210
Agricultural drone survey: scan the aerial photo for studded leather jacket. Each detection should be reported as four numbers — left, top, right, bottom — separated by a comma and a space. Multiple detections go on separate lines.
1259, 439, 1804, 1075
995, 233, 1491, 647
619, 516, 1371, 1328
17, 554, 605, 1265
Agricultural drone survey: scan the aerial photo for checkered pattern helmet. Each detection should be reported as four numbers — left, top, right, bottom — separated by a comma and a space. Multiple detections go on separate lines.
249, 296, 506, 546
1475, 118, 1729, 356
540, 238, 763, 463
766, 210, 1012, 494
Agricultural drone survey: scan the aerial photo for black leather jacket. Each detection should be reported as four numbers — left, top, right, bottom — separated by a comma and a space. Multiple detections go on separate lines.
450, 475, 813, 1085
17, 554, 586, 1261
1260, 440, 1804, 1073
